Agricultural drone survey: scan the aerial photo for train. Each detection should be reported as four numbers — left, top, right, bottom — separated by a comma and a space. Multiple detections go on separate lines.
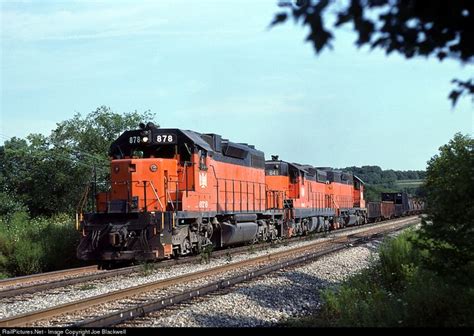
76, 123, 423, 266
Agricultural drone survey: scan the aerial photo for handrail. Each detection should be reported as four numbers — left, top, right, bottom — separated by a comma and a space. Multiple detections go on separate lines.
166, 186, 175, 211
209, 165, 219, 212
149, 180, 165, 211
85, 180, 168, 213
76, 184, 90, 231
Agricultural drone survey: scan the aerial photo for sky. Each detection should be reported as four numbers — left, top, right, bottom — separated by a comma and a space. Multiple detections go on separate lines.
1, 0, 472, 171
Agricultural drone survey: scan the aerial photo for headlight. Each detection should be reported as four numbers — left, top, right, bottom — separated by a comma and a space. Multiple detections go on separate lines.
150, 164, 158, 172
142, 136, 149, 143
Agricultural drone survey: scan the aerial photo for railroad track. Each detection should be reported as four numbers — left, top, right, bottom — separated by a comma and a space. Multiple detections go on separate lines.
0, 216, 419, 327
0, 238, 301, 299
0, 265, 100, 291
0, 215, 415, 299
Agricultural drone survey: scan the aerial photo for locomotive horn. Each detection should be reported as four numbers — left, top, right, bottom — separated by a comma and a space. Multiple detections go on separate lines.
146, 122, 158, 129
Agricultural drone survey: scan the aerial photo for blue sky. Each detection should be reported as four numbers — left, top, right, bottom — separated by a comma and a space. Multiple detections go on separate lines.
1, 0, 472, 170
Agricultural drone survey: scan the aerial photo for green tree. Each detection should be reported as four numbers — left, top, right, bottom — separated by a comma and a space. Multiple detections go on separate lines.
50, 106, 155, 157
272, 0, 473, 106
381, 169, 397, 185
416, 133, 474, 281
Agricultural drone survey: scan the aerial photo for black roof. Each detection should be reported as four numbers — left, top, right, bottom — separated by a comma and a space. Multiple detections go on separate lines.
266, 160, 355, 184
109, 126, 265, 169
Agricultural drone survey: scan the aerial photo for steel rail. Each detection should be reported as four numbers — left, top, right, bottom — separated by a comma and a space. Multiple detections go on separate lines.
0, 265, 99, 289
0, 217, 419, 327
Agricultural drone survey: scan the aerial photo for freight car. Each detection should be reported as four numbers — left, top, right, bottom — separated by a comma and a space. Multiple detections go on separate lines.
75, 124, 417, 266
367, 192, 424, 222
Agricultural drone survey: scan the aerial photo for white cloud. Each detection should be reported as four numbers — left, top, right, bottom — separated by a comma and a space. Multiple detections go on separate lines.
1, 1, 275, 41
1, 3, 171, 41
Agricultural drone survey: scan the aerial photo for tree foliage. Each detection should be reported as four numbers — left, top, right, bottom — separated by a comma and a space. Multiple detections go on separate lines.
416, 133, 474, 281
342, 165, 425, 185
272, 0, 474, 106
0, 135, 84, 216
50, 106, 155, 157
0, 106, 156, 217
340, 165, 425, 201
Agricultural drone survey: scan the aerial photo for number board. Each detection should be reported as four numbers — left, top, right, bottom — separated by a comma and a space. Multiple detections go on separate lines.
127, 131, 145, 145
153, 132, 177, 144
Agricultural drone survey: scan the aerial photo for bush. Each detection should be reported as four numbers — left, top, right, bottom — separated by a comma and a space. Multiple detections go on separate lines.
0, 192, 28, 221
38, 214, 82, 271
0, 211, 82, 276
416, 133, 474, 282
12, 240, 44, 275
378, 230, 419, 291
287, 230, 474, 327
400, 269, 474, 327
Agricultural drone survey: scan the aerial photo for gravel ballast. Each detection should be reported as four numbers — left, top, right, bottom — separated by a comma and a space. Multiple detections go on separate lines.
121, 229, 407, 327
120, 243, 379, 327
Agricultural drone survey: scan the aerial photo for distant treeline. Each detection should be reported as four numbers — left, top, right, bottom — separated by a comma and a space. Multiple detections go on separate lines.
341, 166, 426, 185
339, 166, 426, 202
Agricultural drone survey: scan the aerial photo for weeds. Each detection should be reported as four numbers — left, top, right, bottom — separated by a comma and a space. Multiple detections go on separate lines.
140, 262, 155, 276
270, 239, 280, 249
200, 244, 213, 264
247, 244, 256, 254
225, 251, 232, 262
78, 284, 96, 291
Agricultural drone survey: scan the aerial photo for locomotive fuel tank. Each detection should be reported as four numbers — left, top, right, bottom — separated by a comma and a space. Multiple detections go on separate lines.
344, 214, 359, 226
219, 221, 258, 246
